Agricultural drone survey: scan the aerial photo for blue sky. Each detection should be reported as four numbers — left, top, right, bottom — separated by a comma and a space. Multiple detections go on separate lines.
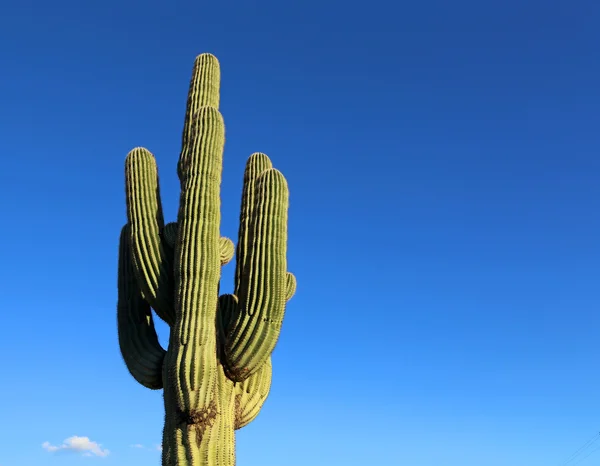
0, 0, 599, 464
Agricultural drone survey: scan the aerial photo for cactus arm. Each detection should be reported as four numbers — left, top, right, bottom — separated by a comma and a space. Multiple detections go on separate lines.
125, 148, 175, 325
285, 272, 297, 301
117, 224, 166, 390
217, 294, 272, 428
219, 237, 235, 266
223, 167, 290, 381
233, 153, 273, 292
233, 358, 272, 429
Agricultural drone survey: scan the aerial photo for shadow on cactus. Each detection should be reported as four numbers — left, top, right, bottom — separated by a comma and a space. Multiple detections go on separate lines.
116, 53, 297, 465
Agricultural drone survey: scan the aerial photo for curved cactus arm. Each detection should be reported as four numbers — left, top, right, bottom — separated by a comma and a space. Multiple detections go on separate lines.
285, 272, 297, 301
233, 152, 273, 292
224, 167, 290, 381
219, 237, 235, 266
125, 147, 175, 325
233, 358, 272, 430
117, 224, 166, 390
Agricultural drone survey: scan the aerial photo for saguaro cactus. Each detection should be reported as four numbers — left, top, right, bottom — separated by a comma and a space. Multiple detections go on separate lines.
116, 53, 296, 465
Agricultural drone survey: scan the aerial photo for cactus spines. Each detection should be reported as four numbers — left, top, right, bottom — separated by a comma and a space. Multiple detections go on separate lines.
116, 53, 296, 465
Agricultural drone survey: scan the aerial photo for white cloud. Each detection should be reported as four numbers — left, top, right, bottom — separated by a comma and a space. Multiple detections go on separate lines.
130, 444, 144, 449
42, 436, 109, 457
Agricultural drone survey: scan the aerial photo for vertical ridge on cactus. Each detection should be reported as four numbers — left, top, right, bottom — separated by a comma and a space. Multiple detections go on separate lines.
116, 53, 296, 465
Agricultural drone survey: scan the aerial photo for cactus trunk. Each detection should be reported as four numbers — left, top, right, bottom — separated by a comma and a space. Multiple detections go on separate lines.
161, 365, 236, 465
116, 53, 296, 465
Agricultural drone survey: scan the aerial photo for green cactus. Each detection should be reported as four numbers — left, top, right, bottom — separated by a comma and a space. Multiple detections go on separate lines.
117, 53, 296, 465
